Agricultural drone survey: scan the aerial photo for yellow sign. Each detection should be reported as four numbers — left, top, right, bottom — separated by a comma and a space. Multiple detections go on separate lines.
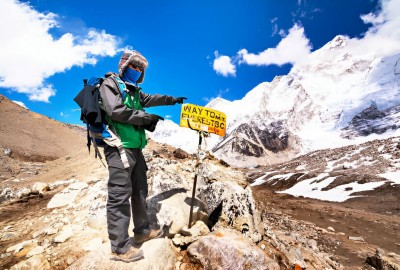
180, 104, 227, 137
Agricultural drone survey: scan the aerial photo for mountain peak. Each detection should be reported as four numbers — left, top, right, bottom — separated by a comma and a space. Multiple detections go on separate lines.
205, 97, 231, 109
328, 35, 348, 49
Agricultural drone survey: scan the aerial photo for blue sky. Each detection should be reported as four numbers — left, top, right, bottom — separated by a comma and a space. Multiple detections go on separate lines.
0, 0, 382, 125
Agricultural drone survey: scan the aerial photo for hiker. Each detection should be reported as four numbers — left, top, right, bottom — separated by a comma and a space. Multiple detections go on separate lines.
99, 50, 186, 262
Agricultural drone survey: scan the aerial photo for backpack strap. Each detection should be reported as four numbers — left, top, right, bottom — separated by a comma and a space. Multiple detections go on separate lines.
115, 77, 128, 100
101, 127, 130, 169
89, 131, 107, 168
106, 73, 128, 100
99, 75, 130, 169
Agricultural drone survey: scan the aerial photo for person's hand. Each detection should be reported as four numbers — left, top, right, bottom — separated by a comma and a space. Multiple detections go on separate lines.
144, 114, 164, 132
148, 114, 164, 123
173, 97, 187, 104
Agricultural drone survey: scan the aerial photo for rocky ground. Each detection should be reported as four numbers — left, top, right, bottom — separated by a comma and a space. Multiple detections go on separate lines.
1, 137, 399, 269
249, 136, 400, 269
253, 188, 400, 269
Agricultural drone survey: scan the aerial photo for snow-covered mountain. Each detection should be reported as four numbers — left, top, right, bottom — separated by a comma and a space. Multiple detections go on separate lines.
149, 35, 400, 166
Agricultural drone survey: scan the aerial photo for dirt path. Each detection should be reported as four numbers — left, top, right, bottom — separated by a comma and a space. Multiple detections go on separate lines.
252, 187, 400, 269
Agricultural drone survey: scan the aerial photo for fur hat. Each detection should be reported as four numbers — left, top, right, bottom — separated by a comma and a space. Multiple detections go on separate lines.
118, 50, 148, 84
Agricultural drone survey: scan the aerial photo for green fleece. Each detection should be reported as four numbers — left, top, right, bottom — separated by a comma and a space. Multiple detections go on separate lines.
109, 88, 147, 149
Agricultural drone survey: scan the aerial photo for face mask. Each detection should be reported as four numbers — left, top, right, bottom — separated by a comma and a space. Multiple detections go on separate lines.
122, 67, 142, 85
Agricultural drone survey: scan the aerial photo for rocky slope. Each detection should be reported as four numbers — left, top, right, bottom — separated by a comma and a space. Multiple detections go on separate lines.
0, 92, 399, 269
0, 141, 339, 270
1, 136, 399, 269
0, 94, 85, 168
249, 135, 400, 268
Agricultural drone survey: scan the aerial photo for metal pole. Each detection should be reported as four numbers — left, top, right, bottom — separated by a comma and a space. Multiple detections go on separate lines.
188, 131, 203, 228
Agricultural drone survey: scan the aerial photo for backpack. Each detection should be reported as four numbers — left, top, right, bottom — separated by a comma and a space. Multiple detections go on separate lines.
74, 74, 130, 168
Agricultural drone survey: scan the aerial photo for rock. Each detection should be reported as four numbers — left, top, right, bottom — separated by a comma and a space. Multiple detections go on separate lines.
16, 188, 31, 198
48, 179, 75, 190
307, 239, 318, 251
148, 163, 190, 196
201, 163, 248, 188
6, 239, 37, 254
3, 225, 13, 231
32, 230, 45, 238
27, 245, 46, 257
366, 248, 400, 270
147, 191, 207, 236
197, 181, 263, 242
1, 253, 11, 259
349, 236, 365, 242
0, 187, 14, 202
173, 148, 189, 159
32, 182, 49, 194
83, 237, 103, 251
1, 232, 18, 241
47, 181, 88, 209
342, 163, 353, 169
10, 254, 51, 270
187, 229, 278, 270
45, 227, 58, 235
87, 214, 106, 231
172, 237, 181, 246
172, 221, 210, 247
54, 226, 73, 243
69, 238, 177, 270
287, 247, 306, 269
4, 148, 12, 156
327, 226, 335, 232
180, 220, 210, 237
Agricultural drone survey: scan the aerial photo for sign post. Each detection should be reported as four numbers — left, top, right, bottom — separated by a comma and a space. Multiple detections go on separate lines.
179, 104, 226, 228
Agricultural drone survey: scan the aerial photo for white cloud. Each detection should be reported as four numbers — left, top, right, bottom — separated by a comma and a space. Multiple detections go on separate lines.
25, 85, 56, 102
213, 51, 236, 77
350, 0, 400, 58
0, 0, 121, 102
212, 0, 400, 77
360, 12, 385, 25
238, 24, 312, 67
217, 88, 230, 98
60, 111, 70, 118
12, 100, 28, 109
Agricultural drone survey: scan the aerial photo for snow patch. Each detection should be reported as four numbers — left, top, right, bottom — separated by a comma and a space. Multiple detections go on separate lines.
276, 173, 386, 202
251, 171, 278, 186
379, 171, 400, 184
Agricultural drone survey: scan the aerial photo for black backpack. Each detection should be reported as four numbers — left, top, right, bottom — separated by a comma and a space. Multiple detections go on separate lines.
74, 76, 126, 166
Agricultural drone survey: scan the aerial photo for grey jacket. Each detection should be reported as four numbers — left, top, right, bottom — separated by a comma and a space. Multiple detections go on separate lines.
99, 74, 176, 125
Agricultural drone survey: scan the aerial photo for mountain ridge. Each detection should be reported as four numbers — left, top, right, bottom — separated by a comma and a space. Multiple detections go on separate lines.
149, 35, 400, 167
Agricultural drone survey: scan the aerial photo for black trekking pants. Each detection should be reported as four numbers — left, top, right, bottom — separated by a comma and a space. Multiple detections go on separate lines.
106, 148, 150, 254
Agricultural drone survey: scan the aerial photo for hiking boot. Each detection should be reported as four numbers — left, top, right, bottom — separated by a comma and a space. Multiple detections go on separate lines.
133, 226, 163, 245
110, 246, 144, 263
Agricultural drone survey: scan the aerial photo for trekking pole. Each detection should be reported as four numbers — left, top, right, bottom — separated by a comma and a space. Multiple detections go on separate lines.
188, 130, 204, 228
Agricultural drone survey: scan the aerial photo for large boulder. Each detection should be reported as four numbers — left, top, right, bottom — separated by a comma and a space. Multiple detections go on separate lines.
147, 190, 208, 236
196, 178, 263, 242
187, 229, 279, 270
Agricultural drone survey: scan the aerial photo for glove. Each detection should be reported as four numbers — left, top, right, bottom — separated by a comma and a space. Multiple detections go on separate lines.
148, 113, 163, 123
173, 97, 187, 104
144, 114, 164, 132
